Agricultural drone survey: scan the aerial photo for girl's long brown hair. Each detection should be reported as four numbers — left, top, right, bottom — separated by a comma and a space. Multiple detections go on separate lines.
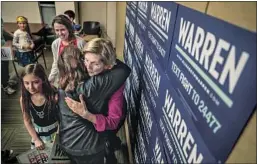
58, 45, 88, 92
21, 64, 57, 119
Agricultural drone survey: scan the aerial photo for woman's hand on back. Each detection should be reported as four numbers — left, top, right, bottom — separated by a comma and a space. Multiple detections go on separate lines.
65, 94, 89, 118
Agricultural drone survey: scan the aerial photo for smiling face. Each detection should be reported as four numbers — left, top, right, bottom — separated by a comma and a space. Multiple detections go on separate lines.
18, 22, 27, 31
23, 74, 43, 95
54, 23, 69, 41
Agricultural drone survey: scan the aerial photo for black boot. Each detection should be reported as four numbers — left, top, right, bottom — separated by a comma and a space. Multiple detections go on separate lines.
105, 141, 117, 164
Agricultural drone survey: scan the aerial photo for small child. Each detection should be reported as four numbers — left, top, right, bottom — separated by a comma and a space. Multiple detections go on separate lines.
20, 64, 58, 149
13, 16, 35, 66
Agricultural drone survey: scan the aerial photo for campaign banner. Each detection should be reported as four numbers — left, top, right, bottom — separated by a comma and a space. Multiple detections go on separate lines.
127, 1, 137, 18
136, 2, 151, 42
130, 64, 141, 96
125, 3, 137, 48
124, 68, 141, 149
134, 120, 151, 164
155, 76, 216, 163
17, 143, 53, 164
48, 134, 70, 164
147, 2, 178, 70
134, 30, 147, 70
124, 10, 130, 39
124, 36, 128, 53
125, 43, 141, 118
138, 91, 155, 145
139, 92, 168, 164
166, 5, 257, 162
127, 41, 142, 95
124, 84, 138, 148
133, 144, 140, 164
142, 48, 165, 109
125, 41, 133, 69
123, 36, 128, 63
148, 133, 168, 164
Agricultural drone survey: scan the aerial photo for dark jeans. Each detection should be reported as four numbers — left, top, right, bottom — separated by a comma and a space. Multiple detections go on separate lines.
66, 150, 105, 164
1, 61, 9, 88
15, 51, 35, 67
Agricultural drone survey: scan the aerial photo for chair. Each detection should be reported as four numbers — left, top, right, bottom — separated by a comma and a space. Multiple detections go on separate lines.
32, 35, 47, 69
12, 35, 47, 78
44, 27, 56, 46
82, 21, 101, 37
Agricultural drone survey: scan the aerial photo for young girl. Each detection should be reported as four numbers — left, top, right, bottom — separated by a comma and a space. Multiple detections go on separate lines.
20, 64, 58, 150
13, 16, 35, 66
57, 45, 87, 94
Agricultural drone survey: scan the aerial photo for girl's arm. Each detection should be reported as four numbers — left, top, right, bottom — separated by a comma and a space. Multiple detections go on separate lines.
20, 97, 45, 150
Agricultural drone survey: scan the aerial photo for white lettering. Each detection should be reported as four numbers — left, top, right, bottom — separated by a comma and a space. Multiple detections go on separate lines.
151, 3, 171, 33
178, 17, 191, 46
163, 90, 203, 163
184, 23, 194, 54
145, 54, 161, 92
191, 26, 205, 61
178, 18, 250, 95
219, 47, 249, 94
209, 39, 229, 79
138, 2, 148, 14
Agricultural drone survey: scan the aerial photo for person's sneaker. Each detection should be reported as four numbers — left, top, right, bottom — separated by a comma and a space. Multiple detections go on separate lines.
3, 86, 16, 95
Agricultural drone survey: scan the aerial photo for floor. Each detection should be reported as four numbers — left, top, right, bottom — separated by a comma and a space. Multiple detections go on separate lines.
1, 47, 129, 163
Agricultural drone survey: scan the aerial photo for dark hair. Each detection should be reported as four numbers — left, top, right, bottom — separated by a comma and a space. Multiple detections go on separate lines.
64, 10, 75, 20
21, 64, 57, 119
52, 14, 75, 41
58, 45, 87, 92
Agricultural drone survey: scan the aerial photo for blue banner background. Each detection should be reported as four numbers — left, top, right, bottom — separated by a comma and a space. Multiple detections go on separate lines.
166, 5, 257, 162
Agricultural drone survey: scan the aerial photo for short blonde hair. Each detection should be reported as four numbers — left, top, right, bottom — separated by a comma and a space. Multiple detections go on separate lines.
83, 38, 116, 66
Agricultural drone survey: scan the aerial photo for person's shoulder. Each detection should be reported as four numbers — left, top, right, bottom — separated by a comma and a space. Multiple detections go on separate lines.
115, 59, 131, 72
101, 59, 131, 79
51, 38, 61, 46
13, 29, 21, 35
